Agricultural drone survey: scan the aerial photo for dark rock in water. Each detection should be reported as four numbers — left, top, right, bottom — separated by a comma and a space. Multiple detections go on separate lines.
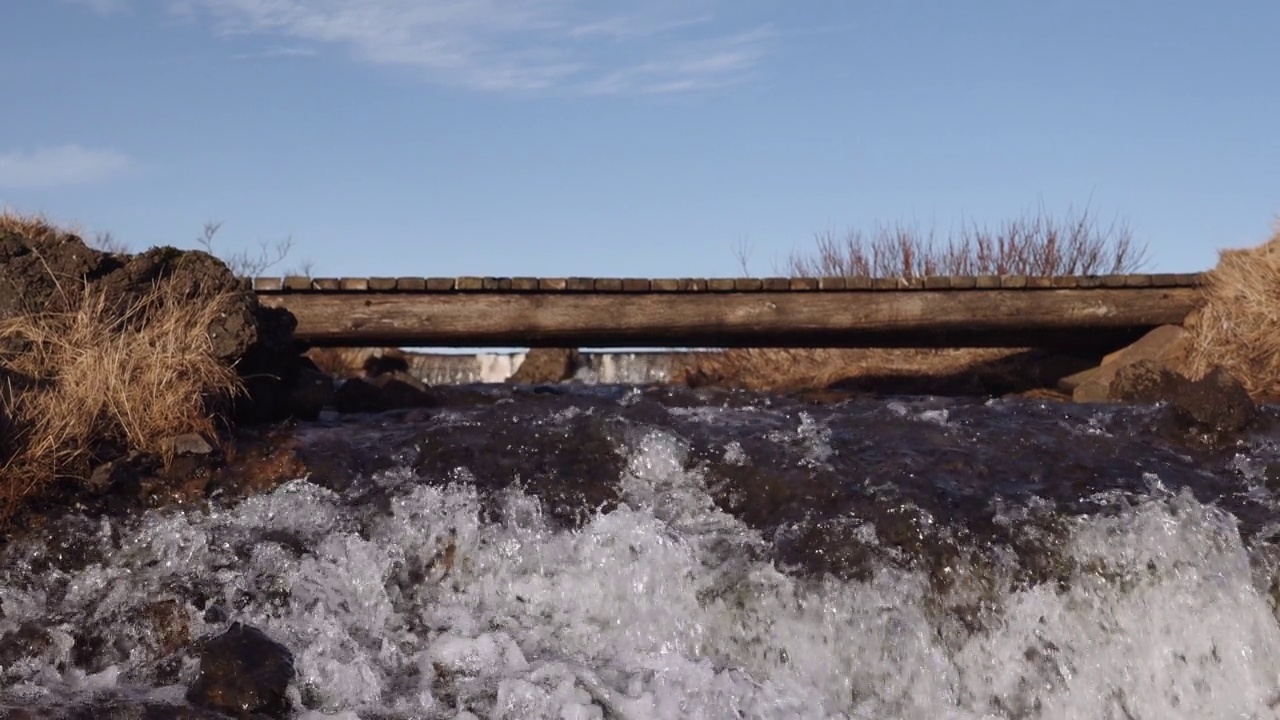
286, 367, 334, 420
231, 306, 304, 425
186, 623, 294, 719
1110, 360, 1257, 435
410, 407, 625, 527
510, 348, 583, 384
363, 351, 410, 377
333, 371, 434, 413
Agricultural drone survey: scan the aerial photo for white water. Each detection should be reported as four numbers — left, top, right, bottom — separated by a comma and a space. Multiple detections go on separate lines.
406, 352, 675, 385
4, 429, 1280, 718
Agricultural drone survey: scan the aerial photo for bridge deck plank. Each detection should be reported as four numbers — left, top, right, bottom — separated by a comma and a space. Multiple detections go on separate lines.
259, 285, 1200, 349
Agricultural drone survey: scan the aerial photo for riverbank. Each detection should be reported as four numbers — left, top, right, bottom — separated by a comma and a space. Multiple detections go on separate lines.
3, 212, 1278, 529
3, 213, 1280, 717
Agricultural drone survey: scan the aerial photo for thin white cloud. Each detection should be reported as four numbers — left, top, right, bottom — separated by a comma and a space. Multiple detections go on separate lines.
0, 146, 132, 189
230, 45, 318, 60
582, 28, 770, 96
59, 0, 132, 14
96, 0, 771, 95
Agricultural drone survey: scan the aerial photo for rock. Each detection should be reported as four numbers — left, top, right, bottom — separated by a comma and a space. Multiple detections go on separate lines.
0, 221, 115, 322
186, 623, 294, 719
1065, 325, 1190, 401
1109, 360, 1257, 435
95, 247, 258, 363
165, 434, 214, 457
510, 348, 583, 384
333, 371, 434, 413
229, 306, 304, 425
363, 351, 410, 377
286, 367, 334, 420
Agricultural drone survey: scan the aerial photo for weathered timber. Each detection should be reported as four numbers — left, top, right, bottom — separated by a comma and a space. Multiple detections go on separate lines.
258, 286, 1201, 349
253, 273, 1203, 292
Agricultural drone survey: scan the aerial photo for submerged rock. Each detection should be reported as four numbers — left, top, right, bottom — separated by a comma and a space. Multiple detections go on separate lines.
510, 348, 583, 384
286, 366, 334, 420
186, 623, 294, 719
333, 371, 435, 413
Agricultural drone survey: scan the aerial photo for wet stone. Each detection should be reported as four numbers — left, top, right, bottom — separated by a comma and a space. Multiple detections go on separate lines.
333, 371, 436, 414
1110, 360, 1257, 437
409, 398, 626, 527
185, 623, 294, 719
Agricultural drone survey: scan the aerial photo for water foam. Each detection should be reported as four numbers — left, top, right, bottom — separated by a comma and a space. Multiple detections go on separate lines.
3, 429, 1280, 718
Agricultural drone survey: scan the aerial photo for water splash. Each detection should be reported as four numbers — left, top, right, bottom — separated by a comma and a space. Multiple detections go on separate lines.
3, 398, 1280, 718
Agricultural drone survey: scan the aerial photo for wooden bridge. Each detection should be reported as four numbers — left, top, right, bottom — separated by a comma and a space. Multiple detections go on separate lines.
250, 273, 1204, 349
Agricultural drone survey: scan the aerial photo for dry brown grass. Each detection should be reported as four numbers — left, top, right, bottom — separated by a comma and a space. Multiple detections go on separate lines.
1185, 223, 1280, 399
0, 210, 66, 245
671, 347, 1036, 393
0, 279, 243, 519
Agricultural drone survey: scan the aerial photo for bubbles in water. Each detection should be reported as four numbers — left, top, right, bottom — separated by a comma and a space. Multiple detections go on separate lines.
4, 424, 1280, 718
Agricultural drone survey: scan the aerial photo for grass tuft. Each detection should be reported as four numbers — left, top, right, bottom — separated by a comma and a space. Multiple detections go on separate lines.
1185, 223, 1280, 399
0, 210, 67, 246
0, 279, 243, 520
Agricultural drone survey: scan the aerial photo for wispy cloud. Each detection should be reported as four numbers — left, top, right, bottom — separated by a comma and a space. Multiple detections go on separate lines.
0, 146, 132, 189
96, 1, 771, 95
58, 0, 132, 14
230, 45, 318, 61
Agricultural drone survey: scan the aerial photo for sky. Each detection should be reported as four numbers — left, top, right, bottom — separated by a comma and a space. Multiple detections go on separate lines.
1, 0, 1277, 279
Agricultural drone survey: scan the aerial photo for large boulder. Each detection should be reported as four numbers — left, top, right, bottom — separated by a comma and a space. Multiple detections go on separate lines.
1109, 360, 1257, 436
0, 219, 302, 424
1063, 325, 1191, 402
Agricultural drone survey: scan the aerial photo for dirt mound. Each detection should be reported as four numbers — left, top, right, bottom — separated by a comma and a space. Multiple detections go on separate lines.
0, 214, 300, 420
0, 213, 307, 521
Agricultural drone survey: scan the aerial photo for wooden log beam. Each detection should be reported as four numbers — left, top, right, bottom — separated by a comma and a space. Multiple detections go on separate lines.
258, 286, 1201, 349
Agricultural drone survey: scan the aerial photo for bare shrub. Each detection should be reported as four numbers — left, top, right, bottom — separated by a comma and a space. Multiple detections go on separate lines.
91, 231, 130, 254
787, 205, 1148, 278
194, 221, 313, 278
1185, 224, 1280, 398
0, 281, 243, 519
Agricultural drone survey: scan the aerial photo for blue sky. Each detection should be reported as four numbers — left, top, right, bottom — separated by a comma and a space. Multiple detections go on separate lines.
1, 0, 1276, 278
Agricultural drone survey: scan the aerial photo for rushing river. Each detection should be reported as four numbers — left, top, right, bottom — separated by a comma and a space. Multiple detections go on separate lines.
4, 385, 1280, 719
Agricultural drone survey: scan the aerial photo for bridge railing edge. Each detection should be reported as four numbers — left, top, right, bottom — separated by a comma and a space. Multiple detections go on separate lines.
244, 272, 1204, 293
